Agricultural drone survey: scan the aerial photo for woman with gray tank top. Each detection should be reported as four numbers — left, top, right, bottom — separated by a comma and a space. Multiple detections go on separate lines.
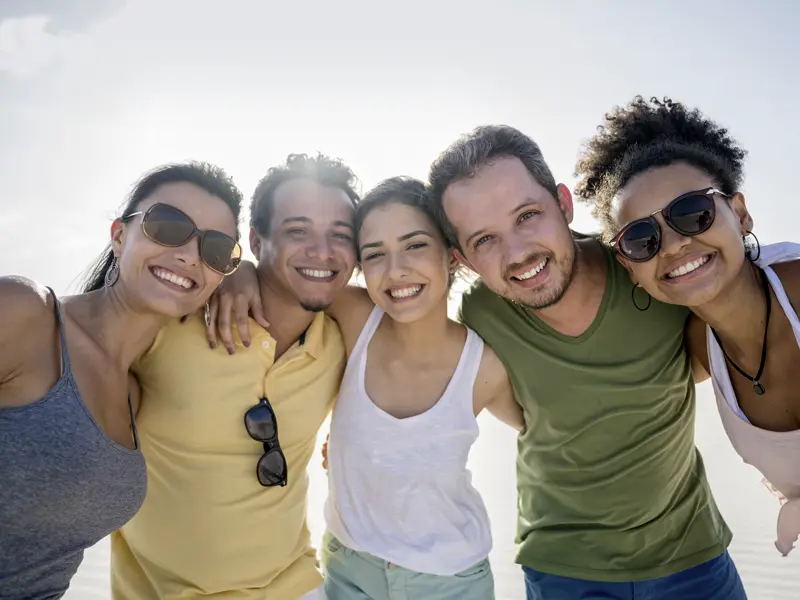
0, 162, 244, 599
576, 96, 800, 562
210, 177, 524, 599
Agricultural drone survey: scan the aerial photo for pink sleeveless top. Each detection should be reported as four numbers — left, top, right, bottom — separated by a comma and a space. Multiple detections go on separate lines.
707, 242, 800, 556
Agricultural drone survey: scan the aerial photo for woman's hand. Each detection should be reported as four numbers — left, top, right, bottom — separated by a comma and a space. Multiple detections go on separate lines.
205, 260, 269, 354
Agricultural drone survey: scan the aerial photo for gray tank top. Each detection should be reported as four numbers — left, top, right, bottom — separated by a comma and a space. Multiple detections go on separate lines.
0, 289, 147, 600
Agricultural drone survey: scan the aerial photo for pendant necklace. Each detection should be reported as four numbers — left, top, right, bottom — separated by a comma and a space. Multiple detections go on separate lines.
710, 268, 771, 396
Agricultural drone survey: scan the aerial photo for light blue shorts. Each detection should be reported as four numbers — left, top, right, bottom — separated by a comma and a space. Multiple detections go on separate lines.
321, 532, 495, 600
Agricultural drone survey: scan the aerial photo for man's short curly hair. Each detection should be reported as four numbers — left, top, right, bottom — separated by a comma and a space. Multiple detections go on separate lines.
573, 95, 748, 241
250, 153, 360, 235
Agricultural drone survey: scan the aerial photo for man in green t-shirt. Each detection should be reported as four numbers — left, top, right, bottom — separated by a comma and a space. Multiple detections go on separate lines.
427, 125, 747, 599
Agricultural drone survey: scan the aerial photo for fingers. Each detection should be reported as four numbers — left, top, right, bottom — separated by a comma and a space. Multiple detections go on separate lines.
234, 296, 252, 348
250, 291, 270, 330
205, 297, 219, 349
217, 293, 237, 355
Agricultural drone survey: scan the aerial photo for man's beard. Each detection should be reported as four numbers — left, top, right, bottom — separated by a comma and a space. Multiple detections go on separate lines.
300, 300, 330, 313
521, 245, 578, 311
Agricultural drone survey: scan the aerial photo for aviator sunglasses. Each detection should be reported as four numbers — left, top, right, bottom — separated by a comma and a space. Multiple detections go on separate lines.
611, 187, 728, 262
122, 203, 242, 275
244, 397, 288, 487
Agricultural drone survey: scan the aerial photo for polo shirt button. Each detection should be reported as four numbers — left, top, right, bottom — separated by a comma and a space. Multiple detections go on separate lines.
261, 340, 271, 350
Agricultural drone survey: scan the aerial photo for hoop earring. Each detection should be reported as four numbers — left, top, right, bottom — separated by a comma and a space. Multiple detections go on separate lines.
631, 283, 651, 312
743, 231, 761, 262
104, 257, 120, 287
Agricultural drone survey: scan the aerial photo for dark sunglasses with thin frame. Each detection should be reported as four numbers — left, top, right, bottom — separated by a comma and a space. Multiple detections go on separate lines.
122, 203, 242, 275
611, 187, 729, 262
244, 397, 288, 487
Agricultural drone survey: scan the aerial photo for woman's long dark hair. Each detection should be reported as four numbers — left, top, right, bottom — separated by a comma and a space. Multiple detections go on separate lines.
81, 162, 243, 292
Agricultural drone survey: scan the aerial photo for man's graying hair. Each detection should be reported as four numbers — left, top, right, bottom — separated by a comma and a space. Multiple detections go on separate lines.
427, 125, 558, 251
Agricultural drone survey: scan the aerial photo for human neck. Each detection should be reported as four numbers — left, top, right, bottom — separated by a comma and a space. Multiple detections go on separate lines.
529, 238, 606, 336
257, 274, 317, 358
70, 286, 170, 370
693, 261, 768, 368
381, 297, 453, 361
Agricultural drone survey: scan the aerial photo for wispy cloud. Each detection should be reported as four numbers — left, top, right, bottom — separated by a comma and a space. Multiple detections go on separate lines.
0, 0, 126, 33
0, 16, 80, 76
0, 0, 125, 76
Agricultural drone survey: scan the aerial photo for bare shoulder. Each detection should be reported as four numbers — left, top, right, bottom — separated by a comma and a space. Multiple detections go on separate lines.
328, 285, 375, 353
0, 276, 53, 332
772, 259, 800, 309
0, 276, 55, 380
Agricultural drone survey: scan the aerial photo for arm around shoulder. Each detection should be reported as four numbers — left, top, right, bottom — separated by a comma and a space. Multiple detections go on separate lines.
475, 343, 525, 431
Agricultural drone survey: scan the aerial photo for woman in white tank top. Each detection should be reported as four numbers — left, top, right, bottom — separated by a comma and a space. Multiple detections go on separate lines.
313, 177, 522, 600
574, 96, 800, 558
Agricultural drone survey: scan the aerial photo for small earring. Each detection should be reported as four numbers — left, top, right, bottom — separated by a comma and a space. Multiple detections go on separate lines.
631, 282, 651, 312
104, 256, 120, 287
743, 231, 761, 262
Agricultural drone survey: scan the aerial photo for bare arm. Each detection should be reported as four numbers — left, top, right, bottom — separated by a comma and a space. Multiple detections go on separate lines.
474, 344, 524, 431
685, 313, 710, 383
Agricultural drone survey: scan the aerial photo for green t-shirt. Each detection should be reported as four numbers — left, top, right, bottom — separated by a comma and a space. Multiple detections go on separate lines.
459, 242, 730, 582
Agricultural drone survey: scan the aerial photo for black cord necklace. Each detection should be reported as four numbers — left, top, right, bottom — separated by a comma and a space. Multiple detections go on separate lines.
710, 268, 771, 396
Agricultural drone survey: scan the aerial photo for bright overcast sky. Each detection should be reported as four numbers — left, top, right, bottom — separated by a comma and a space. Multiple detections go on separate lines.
1, 0, 797, 293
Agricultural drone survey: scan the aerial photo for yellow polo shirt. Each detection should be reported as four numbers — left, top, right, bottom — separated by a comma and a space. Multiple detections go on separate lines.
110, 312, 344, 600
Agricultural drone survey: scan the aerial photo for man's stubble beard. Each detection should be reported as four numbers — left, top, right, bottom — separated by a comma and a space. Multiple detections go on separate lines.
520, 241, 578, 311
300, 300, 331, 313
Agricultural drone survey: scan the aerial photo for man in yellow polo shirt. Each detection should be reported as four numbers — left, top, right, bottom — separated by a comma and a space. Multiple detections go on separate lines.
110, 153, 360, 600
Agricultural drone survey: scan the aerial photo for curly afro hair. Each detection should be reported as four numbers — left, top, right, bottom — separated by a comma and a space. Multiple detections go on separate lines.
574, 95, 748, 241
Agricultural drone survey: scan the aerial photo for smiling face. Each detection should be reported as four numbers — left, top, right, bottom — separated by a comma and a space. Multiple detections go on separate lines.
359, 202, 453, 323
251, 177, 357, 312
112, 181, 238, 317
614, 162, 753, 307
442, 156, 577, 309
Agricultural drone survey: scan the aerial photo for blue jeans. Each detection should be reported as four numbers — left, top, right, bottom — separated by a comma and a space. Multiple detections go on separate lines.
524, 551, 747, 600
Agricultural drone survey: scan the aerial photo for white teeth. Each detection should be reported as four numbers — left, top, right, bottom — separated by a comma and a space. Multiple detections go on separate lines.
153, 268, 194, 289
389, 285, 422, 299
299, 268, 335, 279
667, 255, 710, 279
513, 259, 547, 281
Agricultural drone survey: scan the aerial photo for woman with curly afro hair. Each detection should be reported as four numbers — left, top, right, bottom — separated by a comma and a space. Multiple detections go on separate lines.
576, 95, 800, 557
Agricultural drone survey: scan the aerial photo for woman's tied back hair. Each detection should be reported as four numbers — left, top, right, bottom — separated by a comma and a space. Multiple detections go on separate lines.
573, 95, 748, 241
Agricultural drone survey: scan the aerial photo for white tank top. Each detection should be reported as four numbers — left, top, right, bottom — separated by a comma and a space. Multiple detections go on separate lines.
324, 306, 493, 576
708, 242, 800, 505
